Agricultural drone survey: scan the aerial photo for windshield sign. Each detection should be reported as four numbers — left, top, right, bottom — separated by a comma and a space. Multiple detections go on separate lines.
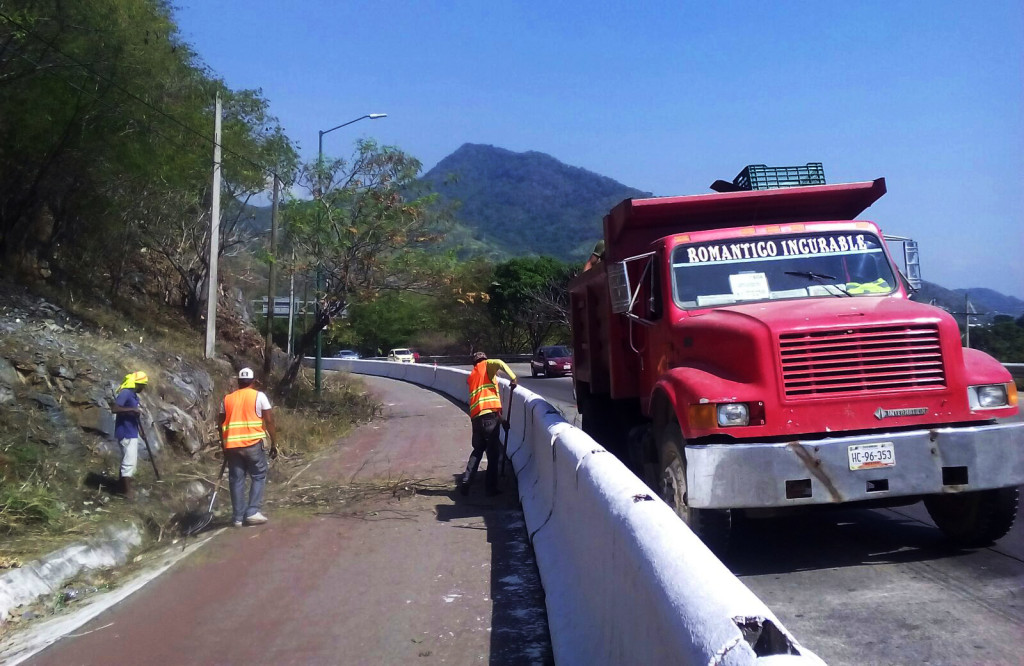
672, 231, 896, 308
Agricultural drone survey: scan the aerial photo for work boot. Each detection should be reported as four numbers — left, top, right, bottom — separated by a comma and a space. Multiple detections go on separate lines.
460, 454, 481, 496
121, 476, 135, 501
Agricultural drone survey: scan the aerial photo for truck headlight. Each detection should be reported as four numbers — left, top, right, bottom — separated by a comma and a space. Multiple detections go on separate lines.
689, 401, 765, 429
717, 403, 749, 426
968, 383, 1010, 409
548, 361, 557, 366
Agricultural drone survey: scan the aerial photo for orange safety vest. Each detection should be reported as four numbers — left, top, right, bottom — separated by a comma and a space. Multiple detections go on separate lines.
468, 362, 503, 418
221, 387, 266, 449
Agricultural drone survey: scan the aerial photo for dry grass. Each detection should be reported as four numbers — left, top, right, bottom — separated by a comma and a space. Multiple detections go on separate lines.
272, 369, 382, 457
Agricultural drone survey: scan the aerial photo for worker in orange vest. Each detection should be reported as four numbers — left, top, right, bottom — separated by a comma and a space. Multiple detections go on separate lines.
460, 351, 517, 496
219, 367, 278, 527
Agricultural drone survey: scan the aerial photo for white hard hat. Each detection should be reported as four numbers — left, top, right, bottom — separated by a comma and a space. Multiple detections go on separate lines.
238, 367, 254, 380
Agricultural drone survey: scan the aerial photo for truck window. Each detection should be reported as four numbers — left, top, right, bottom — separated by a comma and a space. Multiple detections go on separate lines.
642, 258, 662, 320
671, 231, 896, 309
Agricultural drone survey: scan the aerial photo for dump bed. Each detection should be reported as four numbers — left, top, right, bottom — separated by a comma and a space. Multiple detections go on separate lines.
603, 179, 886, 261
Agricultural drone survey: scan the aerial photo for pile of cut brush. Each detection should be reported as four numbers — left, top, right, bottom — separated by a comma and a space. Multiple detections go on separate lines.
274, 476, 449, 515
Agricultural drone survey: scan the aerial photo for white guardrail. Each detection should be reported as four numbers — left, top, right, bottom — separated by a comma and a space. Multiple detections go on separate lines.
319, 358, 825, 665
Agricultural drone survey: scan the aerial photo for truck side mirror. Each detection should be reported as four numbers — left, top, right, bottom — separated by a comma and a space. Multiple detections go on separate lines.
902, 239, 922, 291
607, 261, 632, 314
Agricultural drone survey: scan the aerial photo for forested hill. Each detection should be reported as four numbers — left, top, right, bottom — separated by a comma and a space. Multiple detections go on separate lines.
913, 283, 1024, 320
420, 143, 651, 261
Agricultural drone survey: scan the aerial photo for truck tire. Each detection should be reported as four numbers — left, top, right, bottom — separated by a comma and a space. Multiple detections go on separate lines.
658, 423, 732, 554
923, 487, 1019, 547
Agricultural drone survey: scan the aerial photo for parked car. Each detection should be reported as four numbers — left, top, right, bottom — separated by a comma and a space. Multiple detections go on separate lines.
335, 350, 360, 359
388, 348, 415, 363
531, 345, 573, 377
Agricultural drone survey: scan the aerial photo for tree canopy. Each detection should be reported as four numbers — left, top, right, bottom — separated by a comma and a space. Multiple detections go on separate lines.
277, 140, 453, 387
0, 0, 296, 318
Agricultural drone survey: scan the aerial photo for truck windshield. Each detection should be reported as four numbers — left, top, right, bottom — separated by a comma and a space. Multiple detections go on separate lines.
671, 230, 897, 309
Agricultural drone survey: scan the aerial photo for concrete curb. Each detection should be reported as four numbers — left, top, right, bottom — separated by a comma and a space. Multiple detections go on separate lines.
0, 522, 143, 624
0, 530, 219, 666
330, 358, 827, 665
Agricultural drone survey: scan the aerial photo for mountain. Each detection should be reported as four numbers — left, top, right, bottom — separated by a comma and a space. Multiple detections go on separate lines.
420, 143, 651, 261
912, 282, 1024, 321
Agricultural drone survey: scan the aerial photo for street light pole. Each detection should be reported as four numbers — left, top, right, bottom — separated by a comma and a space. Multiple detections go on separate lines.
314, 113, 387, 396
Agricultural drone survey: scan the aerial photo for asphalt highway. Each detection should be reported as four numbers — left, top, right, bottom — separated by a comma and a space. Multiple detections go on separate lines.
515, 366, 1024, 665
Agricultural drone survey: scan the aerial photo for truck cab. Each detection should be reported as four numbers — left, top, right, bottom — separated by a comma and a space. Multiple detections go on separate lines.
570, 175, 1022, 552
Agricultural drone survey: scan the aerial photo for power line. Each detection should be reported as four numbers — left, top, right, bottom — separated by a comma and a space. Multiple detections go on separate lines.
0, 9, 287, 180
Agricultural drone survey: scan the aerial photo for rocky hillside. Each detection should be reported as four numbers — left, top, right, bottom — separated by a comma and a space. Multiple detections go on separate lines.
0, 285, 227, 460
0, 280, 252, 568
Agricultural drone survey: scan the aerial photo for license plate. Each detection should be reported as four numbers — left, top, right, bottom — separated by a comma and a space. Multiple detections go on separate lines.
848, 442, 895, 470
563, 364, 571, 370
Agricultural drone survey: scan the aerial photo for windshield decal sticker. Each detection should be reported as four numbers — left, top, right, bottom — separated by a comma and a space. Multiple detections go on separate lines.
729, 272, 770, 300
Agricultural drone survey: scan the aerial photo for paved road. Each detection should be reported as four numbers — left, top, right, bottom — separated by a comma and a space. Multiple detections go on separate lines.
517, 371, 1024, 665
26, 376, 552, 666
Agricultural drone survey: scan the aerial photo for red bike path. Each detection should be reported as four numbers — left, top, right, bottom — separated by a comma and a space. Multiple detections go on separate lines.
26, 376, 552, 665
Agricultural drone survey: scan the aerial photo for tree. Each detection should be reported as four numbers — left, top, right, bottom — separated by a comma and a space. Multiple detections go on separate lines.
488, 257, 575, 352
346, 293, 438, 355
0, 1, 298, 329
971, 316, 1024, 363
135, 86, 297, 322
278, 139, 452, 389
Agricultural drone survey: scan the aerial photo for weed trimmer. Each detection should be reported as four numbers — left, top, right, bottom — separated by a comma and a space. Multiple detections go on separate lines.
181, 459, 227, 538
139, 429, 161, 481
501, 385, 516, 479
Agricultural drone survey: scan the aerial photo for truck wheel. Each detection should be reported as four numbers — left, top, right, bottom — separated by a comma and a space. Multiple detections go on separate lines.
658, 423, 732, 554
924, 487, 1019, 547
531, 365, 538, 378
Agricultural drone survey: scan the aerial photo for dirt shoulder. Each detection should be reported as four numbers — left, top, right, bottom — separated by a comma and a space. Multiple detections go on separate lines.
18, 375, 553, 665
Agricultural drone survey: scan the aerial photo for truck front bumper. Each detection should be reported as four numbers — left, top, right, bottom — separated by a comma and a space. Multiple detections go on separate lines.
685, 422, 1024, 509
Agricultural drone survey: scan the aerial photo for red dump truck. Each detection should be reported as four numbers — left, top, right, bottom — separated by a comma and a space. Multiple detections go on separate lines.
569, 166, 1022, 551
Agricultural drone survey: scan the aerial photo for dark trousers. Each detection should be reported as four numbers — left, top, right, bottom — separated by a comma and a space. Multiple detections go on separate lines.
463, 412, 502, 491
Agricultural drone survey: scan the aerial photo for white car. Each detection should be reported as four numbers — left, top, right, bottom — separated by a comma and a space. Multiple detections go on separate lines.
388, 348, 415, 363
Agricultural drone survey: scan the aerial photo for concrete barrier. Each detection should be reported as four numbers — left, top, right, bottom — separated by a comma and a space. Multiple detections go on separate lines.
325, 358, 825, 665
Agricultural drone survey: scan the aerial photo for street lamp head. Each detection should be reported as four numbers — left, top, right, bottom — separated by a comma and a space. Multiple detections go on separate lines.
368, 113, 387, 119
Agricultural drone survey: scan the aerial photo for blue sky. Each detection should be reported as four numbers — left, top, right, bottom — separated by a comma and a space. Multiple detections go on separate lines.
173, 1, 1023, 299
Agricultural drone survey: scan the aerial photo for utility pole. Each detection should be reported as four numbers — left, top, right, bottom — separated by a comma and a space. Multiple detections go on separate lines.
204, 92, 222, 359
263, 173, 280, 376
965, 292, 971, 348
287, 249, 295, 356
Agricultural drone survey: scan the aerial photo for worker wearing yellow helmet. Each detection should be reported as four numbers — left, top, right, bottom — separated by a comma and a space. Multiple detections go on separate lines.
110, 371, 148, 499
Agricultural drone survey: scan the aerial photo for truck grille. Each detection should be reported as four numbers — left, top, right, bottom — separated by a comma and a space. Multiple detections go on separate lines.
779, 324, 945, 398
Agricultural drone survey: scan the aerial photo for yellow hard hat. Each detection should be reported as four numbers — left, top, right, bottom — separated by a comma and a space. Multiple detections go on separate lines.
118, 371, 149, 391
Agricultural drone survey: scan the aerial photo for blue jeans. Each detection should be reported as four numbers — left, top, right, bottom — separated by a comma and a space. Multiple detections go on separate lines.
226, 442, 268, 523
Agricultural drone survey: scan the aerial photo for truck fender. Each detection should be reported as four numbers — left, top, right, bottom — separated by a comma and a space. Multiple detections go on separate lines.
653, 367, 757, 439
962, 347, 1014, 385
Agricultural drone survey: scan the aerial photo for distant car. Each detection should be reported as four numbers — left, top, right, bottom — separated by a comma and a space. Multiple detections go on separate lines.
335, 350, 360, 360
388, 348, 415, 363
531, 345, 573, 377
